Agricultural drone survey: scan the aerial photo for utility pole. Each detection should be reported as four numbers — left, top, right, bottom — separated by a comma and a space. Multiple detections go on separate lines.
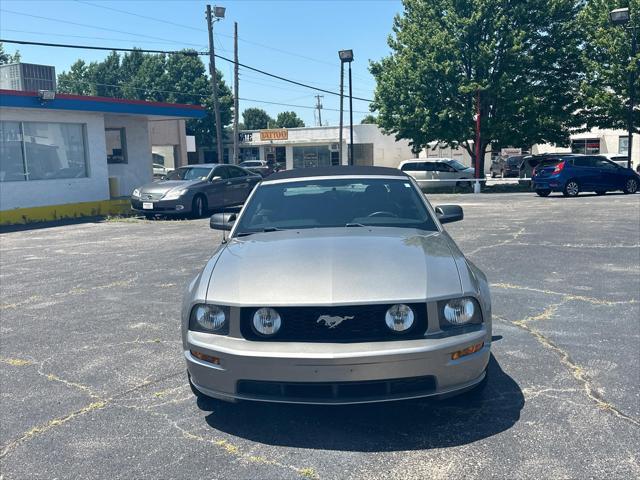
233, 21, 239, 165
627, 25, 636, 170
315, 95, 323, 126
206, 5, 224, 164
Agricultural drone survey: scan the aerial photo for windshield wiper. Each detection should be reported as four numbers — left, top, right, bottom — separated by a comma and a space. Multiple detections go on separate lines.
236, 227, 287, 237
345, 223, 368, 228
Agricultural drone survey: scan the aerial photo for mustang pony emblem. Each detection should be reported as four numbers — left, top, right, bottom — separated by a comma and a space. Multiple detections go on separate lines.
316, 315, 354, 329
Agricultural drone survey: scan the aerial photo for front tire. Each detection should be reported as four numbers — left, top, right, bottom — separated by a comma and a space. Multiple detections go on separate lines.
536, 189, 551, 197
623, 177, 638, 194
563, 180, 580, 197
192, 195, 207, 218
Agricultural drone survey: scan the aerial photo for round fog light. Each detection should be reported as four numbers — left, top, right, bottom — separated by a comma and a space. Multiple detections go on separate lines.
444, 298, 475, 325
252, 307, 281, 336
385, 304, 414, 332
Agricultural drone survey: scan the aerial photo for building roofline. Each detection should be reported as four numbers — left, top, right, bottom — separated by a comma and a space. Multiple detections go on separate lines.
0, 89, 205, 110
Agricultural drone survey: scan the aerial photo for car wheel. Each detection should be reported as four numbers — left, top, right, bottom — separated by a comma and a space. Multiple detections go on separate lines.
563, 180, 580, 197
192, 195, 207, 218
595, 190, 606, 196
144, 213, 155, 220
536, 189, 551, 197
623, 177, 638, 194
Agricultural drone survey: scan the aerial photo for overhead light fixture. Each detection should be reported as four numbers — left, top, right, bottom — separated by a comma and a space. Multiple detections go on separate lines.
338, 49, 354, 63
214, 6, 226, 18
609, 7, 630, 25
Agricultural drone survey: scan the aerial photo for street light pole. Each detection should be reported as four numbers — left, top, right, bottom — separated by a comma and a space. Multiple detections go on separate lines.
206, 5, 225, 164
627, 25, 637, 170
339, 62, 344, 165
474, 89, 481, 194
610, 7, 637, 169
338, 50, 354, 167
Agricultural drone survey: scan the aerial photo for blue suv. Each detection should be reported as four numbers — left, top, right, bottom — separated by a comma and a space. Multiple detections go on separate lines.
533, 154, 639, 197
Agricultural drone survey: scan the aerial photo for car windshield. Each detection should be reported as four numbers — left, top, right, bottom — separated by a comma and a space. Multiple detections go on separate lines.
446, 160, 467, 171
234, 177, 438, 234
241, 161, 262, 167
165, 167, 212, 181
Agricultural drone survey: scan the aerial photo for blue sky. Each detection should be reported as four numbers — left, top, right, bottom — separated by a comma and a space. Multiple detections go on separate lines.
0, 0, 403, 126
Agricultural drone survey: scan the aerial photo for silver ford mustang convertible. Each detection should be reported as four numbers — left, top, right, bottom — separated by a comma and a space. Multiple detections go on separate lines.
182, 166, 491, 404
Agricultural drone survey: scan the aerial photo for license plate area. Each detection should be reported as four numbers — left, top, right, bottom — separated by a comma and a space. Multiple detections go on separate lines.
142, 202, 154, 210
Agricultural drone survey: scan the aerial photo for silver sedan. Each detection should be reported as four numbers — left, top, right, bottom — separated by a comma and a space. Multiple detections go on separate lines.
182, 166, 491, 404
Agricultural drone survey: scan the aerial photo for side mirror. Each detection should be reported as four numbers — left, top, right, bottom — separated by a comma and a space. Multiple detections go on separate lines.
435, 204, 463, 224
210, 176, 222, 182
210, 212, 236, 231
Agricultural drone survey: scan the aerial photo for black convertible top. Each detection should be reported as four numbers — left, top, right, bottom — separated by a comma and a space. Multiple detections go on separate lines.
266, 165, 408, 181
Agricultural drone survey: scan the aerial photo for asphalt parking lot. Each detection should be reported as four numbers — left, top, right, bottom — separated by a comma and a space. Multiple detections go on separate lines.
1, 192, 639, 479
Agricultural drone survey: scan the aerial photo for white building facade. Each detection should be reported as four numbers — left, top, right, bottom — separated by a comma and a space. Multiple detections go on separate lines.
0, 90, 205, 212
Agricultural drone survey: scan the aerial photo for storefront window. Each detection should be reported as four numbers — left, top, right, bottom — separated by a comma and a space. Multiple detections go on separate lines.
571, 138, 600, 154
618, 136, 629, 155
293, 145, 331, 168
0, 121, 88, 182
106, 128, 127, 164
240, 147, 259, 161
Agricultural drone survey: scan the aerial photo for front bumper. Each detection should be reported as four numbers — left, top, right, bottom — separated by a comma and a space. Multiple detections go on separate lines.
185, 327, 490, 404
131, 197, 191, 214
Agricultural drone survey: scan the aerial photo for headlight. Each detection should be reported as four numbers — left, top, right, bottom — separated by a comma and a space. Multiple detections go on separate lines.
252, 307, 281, 336
440, 297, 482, 326
162, 188, 187, 200
132, 188, 141, 198
385, 304, 415, 332
189, 304, 228, 334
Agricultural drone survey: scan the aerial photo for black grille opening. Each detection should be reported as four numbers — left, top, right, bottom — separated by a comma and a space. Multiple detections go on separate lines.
240, 304, 427, 343
237, 376, 436, 401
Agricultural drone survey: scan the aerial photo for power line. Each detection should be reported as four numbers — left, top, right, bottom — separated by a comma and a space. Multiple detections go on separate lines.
0, 29, 204, 47
0, 9, 206, 48
0, 39, 375, 103
47, 79, 372, 114
74, 0, 375, 84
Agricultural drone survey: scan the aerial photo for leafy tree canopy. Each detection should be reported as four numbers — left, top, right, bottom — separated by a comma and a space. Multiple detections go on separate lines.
370, 0, 584, 171
579, 0, 640, 132
275, 111, 305, 128
57, 49, 232, 147
0, 42, 21, 65
243, 108, 273, 130
360, 114, 378, 125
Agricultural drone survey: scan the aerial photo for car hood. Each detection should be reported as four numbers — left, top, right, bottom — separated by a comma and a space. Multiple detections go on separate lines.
138, 179, 203, 194
206, 228, 464, 306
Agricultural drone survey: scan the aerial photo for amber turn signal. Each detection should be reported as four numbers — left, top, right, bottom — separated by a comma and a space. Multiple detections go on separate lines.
191, 350, 221, 365
451, 342, 484, 360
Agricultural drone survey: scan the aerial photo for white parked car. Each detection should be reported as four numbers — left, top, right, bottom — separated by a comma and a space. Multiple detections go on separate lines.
399, 158, 476, 189
604, 154, 634, 170
153, 163, 173, 179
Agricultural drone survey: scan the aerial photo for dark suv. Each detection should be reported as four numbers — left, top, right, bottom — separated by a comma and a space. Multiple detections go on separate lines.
490, 155, 523, 178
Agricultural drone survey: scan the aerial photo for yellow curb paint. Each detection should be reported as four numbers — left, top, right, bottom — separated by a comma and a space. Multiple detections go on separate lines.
0, 199, 132, 226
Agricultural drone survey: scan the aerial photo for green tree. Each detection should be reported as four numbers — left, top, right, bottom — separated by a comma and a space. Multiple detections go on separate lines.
274, 111, 305, 128
243, 108, 273, 129
370, 0, 584, 173
0, 42, 21, 65
360, 114, 378, 125
579, 0, 640, 133
57, 50, 232, 147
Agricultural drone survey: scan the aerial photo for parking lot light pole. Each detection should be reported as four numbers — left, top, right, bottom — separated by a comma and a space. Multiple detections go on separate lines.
206, 5, 225, 165
610, 7, 637, 170
474, 89, 481, 194
339, 50, 354, 165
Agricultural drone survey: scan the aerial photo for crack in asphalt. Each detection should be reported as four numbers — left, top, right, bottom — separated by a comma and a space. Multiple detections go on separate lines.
466, 227, 526, 256
495, 313, 640, 427
491, 282, 638, 306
